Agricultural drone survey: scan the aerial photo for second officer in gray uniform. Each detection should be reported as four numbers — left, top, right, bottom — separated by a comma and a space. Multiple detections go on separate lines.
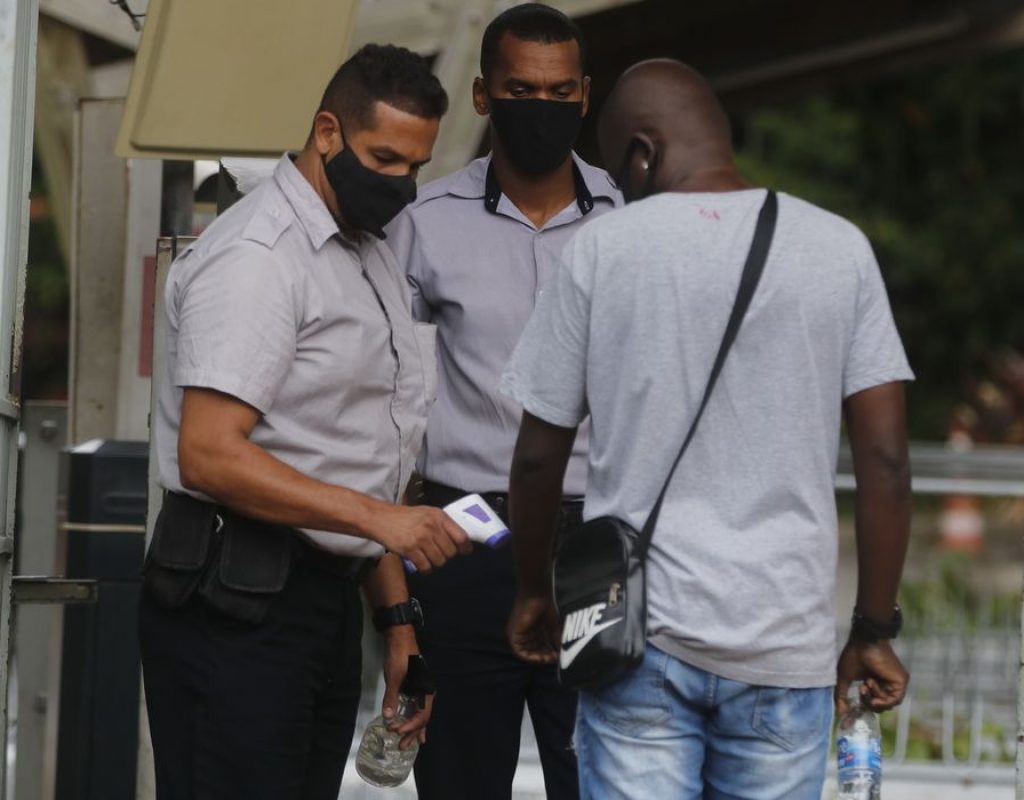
387, 5, 620, 799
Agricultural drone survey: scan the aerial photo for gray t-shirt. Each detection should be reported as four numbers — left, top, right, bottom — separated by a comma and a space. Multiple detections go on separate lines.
501, 189, 913, 688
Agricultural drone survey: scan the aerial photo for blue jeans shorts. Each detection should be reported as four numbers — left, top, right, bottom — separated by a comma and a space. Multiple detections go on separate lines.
575, 644, 832, 800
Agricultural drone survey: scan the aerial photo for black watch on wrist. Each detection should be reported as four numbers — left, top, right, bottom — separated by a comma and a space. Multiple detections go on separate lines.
373, 598, 424, 632
850, 605, 902, 642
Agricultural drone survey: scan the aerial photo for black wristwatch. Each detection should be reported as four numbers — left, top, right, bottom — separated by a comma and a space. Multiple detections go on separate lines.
373, 598, 424, 632
850, 605, 903, 642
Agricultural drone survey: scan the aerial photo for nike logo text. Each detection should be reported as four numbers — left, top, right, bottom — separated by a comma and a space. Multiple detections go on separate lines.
560, 602, 622, 668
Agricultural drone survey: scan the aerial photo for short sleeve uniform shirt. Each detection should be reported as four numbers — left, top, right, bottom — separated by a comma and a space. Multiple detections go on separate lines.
387, 154, 620, 495
155, 155, 436, 558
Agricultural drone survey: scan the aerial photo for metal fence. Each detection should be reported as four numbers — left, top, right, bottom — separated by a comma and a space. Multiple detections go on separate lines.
836, 443, 1024, 794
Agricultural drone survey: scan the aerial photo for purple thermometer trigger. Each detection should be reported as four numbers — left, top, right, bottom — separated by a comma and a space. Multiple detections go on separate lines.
463, 504, 492, 523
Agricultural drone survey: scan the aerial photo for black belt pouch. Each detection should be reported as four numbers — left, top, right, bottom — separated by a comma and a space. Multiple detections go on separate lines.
143, 493, 292, 624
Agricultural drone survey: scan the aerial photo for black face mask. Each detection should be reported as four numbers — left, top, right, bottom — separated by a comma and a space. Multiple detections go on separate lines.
614, 139, 658, 204
489, 98, 583, 176
323, 134, 417, 238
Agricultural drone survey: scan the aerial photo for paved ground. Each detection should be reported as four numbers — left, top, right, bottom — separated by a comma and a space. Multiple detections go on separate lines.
339, 713, 1014, 800
343, 626, 1017, 800
822, 777, 1012, 800
340, 764, 1013, 799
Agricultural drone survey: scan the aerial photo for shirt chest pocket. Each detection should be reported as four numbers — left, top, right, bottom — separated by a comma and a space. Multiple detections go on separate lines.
413, 323, 438, 408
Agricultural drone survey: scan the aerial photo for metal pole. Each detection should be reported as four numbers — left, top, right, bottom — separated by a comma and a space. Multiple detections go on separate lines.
14, 405, 67, 800
1017, 578, 1024, 799
160, 161, 194, 236
136, 237, 194, 800
0, 1, 39, 798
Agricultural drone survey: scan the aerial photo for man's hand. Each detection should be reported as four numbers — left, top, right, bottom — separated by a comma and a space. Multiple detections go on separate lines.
507, 593, 560, 665
370, 505, 471, 573
835, 638, 909, 716
381, 627, 432, 750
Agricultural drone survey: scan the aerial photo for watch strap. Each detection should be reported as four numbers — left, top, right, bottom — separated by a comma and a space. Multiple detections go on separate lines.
373, 598, 423, 632
850, 605, 902, 642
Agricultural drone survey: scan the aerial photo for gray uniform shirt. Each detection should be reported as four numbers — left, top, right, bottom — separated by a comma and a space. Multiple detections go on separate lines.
502, 190, 914, 687
155, 155, 436, 558
387, 154, 620, 495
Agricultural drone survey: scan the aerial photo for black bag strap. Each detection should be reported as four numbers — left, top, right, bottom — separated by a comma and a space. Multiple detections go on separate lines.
637, 190, 778, 560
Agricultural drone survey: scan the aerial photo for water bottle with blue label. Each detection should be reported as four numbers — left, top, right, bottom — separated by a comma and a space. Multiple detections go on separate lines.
836, 683, 882, 800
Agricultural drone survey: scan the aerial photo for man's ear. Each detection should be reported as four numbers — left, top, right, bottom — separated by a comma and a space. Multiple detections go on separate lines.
617, 132, 657, 199
581, 76, 592, 118
633, 132, 657, 170
312, 111, 342, 157
472, 77, 490, 117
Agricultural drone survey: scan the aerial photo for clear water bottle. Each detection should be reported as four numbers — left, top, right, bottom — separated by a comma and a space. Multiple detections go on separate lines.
356, 655, 435, 787
836, 683, 882, 800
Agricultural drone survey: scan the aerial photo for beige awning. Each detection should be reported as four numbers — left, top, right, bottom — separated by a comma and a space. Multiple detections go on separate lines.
115, 0, 358, 160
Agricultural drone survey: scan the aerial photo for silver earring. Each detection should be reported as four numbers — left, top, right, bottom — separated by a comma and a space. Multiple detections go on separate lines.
641, 161, 650, 170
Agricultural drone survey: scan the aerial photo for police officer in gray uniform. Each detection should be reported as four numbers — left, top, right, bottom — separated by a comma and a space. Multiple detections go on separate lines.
139, 45, 470, 800
387, 6, 620, 799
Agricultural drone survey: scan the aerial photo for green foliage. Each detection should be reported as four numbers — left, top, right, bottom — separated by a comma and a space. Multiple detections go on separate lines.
898, 551, 1019, 632
23, 158, 69, 400
735, 49, 1024, 438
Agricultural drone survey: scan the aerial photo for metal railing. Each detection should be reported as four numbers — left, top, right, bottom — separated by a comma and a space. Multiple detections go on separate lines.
836, 442, 1023, 795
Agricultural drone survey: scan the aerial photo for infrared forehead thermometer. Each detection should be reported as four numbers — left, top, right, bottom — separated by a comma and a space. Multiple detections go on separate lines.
403, 494, 510, 572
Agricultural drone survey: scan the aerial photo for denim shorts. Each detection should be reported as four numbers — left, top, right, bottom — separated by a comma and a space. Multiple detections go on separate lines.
575, 644, 833, 799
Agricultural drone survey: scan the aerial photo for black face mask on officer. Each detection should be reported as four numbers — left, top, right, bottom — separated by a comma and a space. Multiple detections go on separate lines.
614, 138, 658, 204
489, 98, 584, 176
322, 125, 417, 238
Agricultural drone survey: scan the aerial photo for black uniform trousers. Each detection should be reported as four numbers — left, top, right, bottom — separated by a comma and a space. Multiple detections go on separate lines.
409, 480, 582, 800
139, 541, 365, 800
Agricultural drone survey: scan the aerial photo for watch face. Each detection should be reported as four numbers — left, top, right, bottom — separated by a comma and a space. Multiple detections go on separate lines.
410, 597, 424, 626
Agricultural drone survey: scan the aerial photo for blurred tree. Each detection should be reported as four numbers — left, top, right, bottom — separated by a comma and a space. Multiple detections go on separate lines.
23, 156, 69, 401
735, 48, 1024, 439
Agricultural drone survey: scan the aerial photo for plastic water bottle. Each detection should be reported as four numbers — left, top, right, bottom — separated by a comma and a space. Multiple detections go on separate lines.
356, 655, 435, 787
836, 683, 882, 800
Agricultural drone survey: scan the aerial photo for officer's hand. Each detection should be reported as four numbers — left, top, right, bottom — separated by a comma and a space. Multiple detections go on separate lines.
507, 593, 560, 665
381, 627, 432, 750
373, 505, 471, 573
835, 638, 909, 716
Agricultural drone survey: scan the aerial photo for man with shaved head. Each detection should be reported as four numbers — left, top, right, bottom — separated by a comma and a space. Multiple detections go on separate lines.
503, 59, 912, 798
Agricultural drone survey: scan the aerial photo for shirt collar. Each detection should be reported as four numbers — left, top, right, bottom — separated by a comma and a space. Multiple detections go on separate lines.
272, 154, 342, 251
448, 153, 616, 217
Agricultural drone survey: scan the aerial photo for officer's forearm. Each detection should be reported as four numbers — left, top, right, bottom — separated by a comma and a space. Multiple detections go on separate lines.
509, 412, 577, 598
178, 387, 387, 540
363, 554, 411, 609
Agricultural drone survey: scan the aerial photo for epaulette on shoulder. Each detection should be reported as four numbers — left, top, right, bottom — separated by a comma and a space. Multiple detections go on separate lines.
408, 177, 457, 210
240, 205, 293, 250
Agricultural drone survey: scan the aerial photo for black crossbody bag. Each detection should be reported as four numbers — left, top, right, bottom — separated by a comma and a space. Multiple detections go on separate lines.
553, 190, 779, 691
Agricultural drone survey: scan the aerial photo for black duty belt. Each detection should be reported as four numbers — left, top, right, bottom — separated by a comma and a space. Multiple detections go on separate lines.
419, 479, 583, 523
167, 491, 377, 583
